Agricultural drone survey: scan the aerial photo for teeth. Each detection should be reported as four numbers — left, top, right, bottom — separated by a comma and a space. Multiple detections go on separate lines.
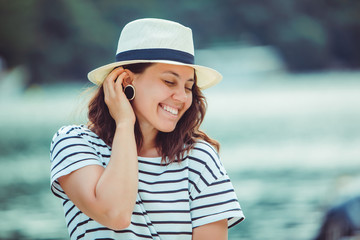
162, 104, 178, 115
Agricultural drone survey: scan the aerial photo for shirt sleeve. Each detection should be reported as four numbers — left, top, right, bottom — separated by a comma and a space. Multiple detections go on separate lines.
49, 126, 104, 200
188, 141, 245, 229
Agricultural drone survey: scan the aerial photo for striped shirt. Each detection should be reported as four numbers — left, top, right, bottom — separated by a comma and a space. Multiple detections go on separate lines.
50, 125, 244, 240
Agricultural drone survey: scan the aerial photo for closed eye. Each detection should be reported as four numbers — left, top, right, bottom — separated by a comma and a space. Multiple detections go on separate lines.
163, 79, 193, 92
164, 80, 175, 86
185, 86, 193, 92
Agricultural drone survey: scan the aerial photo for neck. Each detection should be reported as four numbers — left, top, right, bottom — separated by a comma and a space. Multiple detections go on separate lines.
138, 123, 160, 158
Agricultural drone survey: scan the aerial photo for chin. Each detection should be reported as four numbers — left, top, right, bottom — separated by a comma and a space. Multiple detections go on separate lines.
157, 123, 178, 133
158, 126, 176, 133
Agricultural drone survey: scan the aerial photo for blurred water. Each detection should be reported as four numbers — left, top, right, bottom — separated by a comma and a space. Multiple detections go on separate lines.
203, 71, 360, 240
1, 62, 360, 239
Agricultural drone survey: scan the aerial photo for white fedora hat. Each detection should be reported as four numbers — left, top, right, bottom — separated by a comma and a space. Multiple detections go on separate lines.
87, 18, 222, 89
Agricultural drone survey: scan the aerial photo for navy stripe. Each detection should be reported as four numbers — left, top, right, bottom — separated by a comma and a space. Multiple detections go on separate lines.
52, 183, 66, 196
78, 132, 101, 140
66, 126, 95, 136
189, 179, 201, 197
139, 198, 187, 204
188, 168, 210, 186
116, 48, 194, 64
53, 143, 93, 162
132, 211, 153, 222
77, 228, 154, 239
139, 166, 188, 176
132, 219, 155, 229
138, 188, 188, 195
138, 159, 163, 166
152, 220, 192, 225
191, 199, 238, 211
157, 231, 192, 235
68, 210, 82, 228
193, 147, 224, 175
146, 209, 190, 214
132, 211, 146, 216
188, 156, 218, 180
98, 153, 110, 158
51, 136, 83, 157
70, 218, 93, 237
51, 187, 66, 200
141, 199, 189, 204
51, 151, 98, 171
138, 158, 184, 166
212, 178, 230, 186
65, 204, 76, 218
197, 141, 220, 158
229, 216, 245, 228
139, 177, 188, 185
66, 126, 83, 134
192, 208, 243, 221
63, 199, 70, 206
60, 125, 101, 139
88, 140, 109, 148
129, 221, 150, 228
195, 189, 235, 200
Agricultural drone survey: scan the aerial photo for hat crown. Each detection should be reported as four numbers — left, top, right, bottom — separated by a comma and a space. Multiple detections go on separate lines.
116, 18, 194, 56
87, 18, 222, 89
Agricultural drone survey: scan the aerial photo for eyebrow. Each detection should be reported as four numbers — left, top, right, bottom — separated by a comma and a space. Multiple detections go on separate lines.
163, 71, 195, 82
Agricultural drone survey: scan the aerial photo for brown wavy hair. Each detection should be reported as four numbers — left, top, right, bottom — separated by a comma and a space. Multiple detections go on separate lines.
87, 63, 219, 163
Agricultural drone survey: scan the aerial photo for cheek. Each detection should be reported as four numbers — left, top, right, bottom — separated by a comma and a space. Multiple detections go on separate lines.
132, 86, 160, 113
184, 95, 193, 111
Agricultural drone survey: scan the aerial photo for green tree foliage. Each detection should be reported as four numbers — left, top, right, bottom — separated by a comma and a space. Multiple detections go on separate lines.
0, 0, 359, 84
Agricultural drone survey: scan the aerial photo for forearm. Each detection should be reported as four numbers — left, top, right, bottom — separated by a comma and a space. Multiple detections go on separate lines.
95, 123, 138, 226
192, 219, 228, 240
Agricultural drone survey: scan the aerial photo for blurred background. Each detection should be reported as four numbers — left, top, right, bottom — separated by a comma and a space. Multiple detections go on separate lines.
1, 0, 360, 239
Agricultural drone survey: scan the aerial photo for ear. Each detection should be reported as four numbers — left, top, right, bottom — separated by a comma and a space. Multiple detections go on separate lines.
123, 69, 135, 86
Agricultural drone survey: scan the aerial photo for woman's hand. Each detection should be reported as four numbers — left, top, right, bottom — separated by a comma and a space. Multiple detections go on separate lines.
103, 67, 136, 126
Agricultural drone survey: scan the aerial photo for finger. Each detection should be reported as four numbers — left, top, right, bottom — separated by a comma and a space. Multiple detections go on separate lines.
110, 67, 124, 82
103, 75, 110, 99
105, 68, 124, 86
105, 68, 125, 96
114, 71, 128, 93
103, 74, 114, 99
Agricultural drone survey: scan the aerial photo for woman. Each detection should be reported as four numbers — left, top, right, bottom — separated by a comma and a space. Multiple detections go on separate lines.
50, 18, 244, 240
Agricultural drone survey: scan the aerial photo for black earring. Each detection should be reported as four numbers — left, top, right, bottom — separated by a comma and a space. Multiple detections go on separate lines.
124, 85, 135, 101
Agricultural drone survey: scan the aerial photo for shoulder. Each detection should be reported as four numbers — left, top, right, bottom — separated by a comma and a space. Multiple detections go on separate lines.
52, 125, 98, 140
188, 140, 222, 170
51, 125, 104, 146
187, 140, 226, 181
189, 140, 220, 160
50, 125, 109, 158
50, 125, 107, 176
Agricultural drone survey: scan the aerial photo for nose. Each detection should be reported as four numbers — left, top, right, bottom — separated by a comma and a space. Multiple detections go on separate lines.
172, 85, 188, 102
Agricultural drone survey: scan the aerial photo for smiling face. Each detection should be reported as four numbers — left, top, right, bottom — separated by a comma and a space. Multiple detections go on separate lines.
131, 63, 195, 135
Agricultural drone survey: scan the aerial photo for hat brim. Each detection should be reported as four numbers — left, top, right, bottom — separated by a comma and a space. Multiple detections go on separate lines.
87, 60, 222, 90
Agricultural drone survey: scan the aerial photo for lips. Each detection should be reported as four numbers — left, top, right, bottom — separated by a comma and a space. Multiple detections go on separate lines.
159, 103, 179, 116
